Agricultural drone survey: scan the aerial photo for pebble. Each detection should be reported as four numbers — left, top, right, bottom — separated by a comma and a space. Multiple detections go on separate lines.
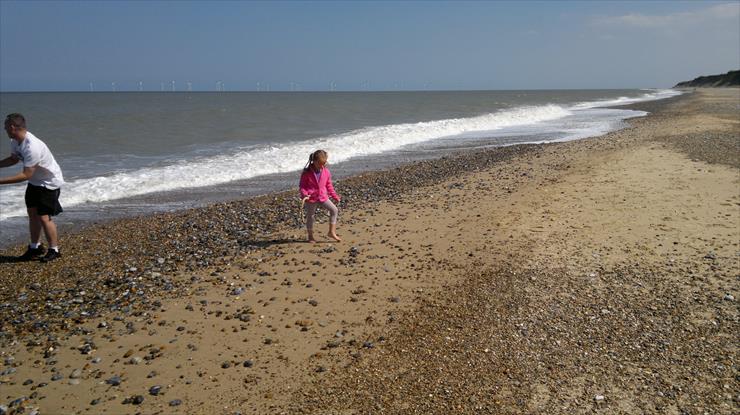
308, 299, 318, 307
243, 360, 254, 368
127, 395, 145, 405
149, 385, 163, 396
70, 368, 82, 379
169, 399, 183, 406
723, 293, 734, 301
106, 375, 122, 386
221, 361, 232, 369
8, 397, 26, 408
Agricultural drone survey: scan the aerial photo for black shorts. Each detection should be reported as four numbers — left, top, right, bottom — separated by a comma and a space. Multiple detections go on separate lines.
25, 184, 63, 217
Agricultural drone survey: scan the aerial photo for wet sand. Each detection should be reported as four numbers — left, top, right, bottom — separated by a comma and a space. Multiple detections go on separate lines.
0, 88, 738, 414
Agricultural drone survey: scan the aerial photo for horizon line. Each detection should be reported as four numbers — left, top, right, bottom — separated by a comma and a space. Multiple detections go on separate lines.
0, 87, 669, 93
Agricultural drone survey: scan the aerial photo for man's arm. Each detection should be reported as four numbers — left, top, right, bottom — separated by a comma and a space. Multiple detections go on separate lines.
0, 165, 35, 185
0, 155, 19, 168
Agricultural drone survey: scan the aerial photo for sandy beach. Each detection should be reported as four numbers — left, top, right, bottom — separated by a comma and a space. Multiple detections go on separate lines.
0, 88, 738, 414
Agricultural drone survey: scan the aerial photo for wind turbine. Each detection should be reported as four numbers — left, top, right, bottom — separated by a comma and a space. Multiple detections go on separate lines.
138, 81, 143, 92
89, 82, 94, 92
187, 81, 193, 92
171, 80, 176, 92
111, 81, 116, 92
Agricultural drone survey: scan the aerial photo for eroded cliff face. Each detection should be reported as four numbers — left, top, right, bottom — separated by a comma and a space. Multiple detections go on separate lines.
675, 70, 740, 87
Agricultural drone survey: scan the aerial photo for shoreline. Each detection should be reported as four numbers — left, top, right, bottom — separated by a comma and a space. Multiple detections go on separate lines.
0, 90, 681, 248
0, 88, 737, 414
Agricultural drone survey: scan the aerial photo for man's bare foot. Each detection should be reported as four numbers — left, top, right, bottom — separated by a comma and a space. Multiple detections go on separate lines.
308, 238, 317, 243
328, 233, 342, 242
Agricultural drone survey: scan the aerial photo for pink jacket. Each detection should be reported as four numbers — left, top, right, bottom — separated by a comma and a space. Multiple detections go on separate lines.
299, 167, 340, 203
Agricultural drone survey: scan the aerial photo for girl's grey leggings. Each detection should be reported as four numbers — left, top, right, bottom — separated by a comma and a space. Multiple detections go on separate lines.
305, 200, 338, 229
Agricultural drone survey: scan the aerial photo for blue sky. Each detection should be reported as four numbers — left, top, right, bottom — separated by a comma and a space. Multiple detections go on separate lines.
1, 1, 738, 91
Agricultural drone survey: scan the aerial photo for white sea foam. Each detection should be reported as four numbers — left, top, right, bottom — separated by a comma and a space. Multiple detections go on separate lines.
0, 89, 682, 221
570, 89, 682, 110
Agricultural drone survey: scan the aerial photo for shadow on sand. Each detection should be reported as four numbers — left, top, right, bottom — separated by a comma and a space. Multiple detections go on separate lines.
239, 238, 307, 248
0, 255, 24, 264
239, 238, 339, 248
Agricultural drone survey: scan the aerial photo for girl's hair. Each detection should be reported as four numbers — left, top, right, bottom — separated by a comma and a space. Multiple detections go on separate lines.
304, 149, 327, 171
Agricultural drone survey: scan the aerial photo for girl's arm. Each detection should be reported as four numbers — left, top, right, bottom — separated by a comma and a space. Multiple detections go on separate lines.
326, 170, 340, 201
299, 171, 311, 198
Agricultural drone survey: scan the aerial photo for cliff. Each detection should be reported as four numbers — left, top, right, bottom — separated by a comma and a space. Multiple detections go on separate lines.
674, 70, 739, 88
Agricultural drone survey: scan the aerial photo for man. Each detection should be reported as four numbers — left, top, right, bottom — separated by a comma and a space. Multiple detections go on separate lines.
0, 113, 65, 262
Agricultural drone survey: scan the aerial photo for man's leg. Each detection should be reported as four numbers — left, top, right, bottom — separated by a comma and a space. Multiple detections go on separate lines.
27, 207, 42, 245
38, 214, 59, 249
16, 207, 45, 260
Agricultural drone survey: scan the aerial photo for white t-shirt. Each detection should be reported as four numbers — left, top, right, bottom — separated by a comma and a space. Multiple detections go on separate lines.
10, 131, 64, 189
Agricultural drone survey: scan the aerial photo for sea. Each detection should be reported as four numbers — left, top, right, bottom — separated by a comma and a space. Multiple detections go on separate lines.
0, 89, 681, 245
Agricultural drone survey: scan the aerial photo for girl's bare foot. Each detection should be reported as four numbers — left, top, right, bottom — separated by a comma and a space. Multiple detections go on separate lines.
328, 224, 341, 242
308, 239, 317, 243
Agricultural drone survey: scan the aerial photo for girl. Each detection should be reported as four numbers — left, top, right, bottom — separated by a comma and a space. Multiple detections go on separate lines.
299, 150, 342, 243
